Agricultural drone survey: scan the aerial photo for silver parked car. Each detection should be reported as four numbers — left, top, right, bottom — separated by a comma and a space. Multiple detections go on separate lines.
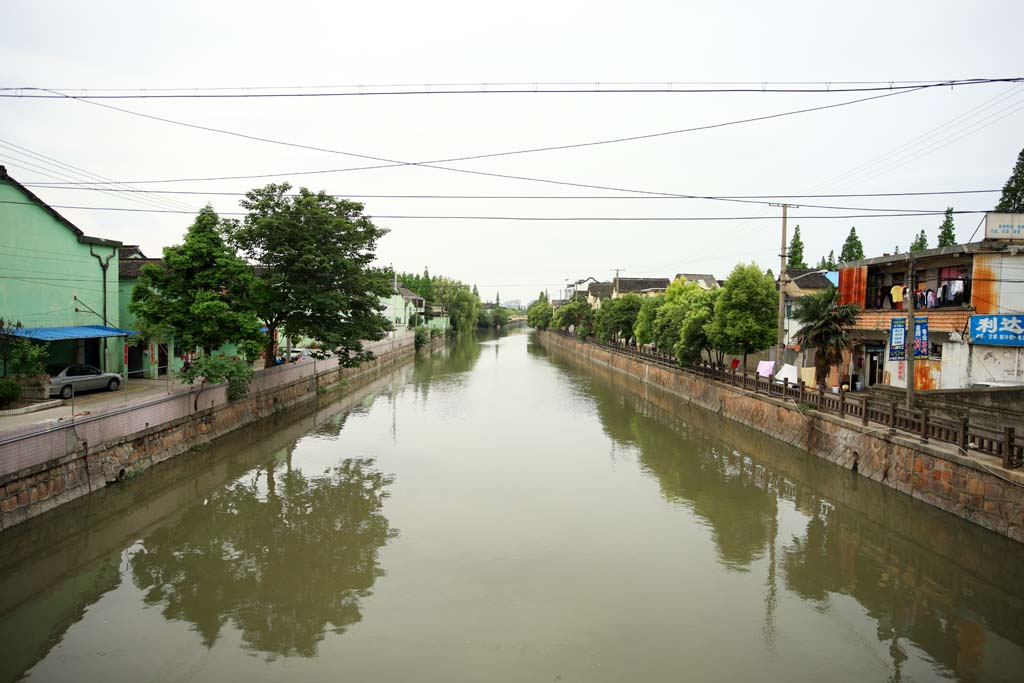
47, 364, 122, 399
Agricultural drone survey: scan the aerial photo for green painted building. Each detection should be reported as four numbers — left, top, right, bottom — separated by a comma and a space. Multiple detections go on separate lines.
1, 166, 130, 375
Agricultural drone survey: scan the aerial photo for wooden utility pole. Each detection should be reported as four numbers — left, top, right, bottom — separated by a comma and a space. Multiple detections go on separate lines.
770, 203, 796, 370
905, 257, 916, 409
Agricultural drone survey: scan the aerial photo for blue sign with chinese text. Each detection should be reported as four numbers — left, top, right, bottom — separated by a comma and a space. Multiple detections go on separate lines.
889, 319, 905, 360
969, 314, 1024, 347
913, 317, 929, 358
889, 317, 928, 359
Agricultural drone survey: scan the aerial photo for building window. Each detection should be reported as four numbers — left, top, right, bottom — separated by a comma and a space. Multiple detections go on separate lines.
938, 266, 969, 307
930, 342, 942, 360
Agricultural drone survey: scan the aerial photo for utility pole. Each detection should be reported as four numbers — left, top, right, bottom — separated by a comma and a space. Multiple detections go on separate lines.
770, 203, 796, 370
905, 257, 916, 409
612, 268, 625, 298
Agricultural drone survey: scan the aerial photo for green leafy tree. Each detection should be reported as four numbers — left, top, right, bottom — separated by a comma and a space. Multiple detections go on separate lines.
491, 307, 510, 327
551, 299, 595, 338
131, 206, 263, 356
527, 300, 553, 329
472, 284, 479, 298
180, 354, 255, 401
709, 263, 777, 368
0, 378, 20, 408
996, 146, 1024, 212
792, 288, 861, 385
651, 280, 702, 352
633, 295, 664, 346
0, 319, 24, 378
909, 229, 929, 252
414, 326, 429, 350
397, 269, 436, 301
476, 308, 493, 328
937, 207, 957, 247
595, 294, 643, 342
788, 225, 807, 268
0, 319, 45, 379
814, 251, 837, 270
839, 227, 864, 263
496, 291, 500, 307
224, 185, 392, 368
677, 288, 720, 364
434, 278, 481, 333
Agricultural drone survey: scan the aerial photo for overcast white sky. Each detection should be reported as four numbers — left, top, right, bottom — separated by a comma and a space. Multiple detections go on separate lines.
1, 0, 1022, 304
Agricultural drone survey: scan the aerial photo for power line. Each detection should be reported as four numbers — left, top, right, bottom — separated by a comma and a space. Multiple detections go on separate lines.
20, 184, 1002, 199
3, 78, 1019, 98
0, 198, 990, 219
808, 84, 1024, 193
25, 81, 997, 208
10, 185, 977, 213
0, 155, 198, 214
0, 139, 198, 212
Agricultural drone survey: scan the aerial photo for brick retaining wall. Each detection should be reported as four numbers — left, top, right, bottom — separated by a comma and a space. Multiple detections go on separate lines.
537, 330, 1024, 543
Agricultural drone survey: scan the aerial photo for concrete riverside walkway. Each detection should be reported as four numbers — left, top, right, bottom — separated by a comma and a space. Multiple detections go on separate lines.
0, 377, 190, 434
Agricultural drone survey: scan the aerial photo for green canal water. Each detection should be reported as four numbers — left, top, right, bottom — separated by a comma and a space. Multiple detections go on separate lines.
2, 329, 1023, 682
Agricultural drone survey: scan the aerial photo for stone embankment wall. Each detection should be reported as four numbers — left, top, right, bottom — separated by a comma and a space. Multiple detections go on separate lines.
0, 335, 432, 530
536, 330, 1024, 543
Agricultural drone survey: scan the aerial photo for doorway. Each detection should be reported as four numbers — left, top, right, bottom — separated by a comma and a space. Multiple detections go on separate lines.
865, 347, 883, 387
158, 343, 169, 376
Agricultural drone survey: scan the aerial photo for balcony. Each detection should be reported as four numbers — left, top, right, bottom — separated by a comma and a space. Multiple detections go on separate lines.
850, 308, 974, 333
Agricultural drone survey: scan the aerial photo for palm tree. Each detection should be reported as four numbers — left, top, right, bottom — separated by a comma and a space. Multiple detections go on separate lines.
792, 288, 860, 386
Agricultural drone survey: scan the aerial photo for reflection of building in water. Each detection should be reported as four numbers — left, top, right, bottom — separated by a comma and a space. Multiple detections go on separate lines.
565, 349, 1024, 681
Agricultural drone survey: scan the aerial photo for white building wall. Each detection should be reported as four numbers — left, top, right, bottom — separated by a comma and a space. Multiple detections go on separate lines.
940, 339, 970, 388
968, 345, 1024, 385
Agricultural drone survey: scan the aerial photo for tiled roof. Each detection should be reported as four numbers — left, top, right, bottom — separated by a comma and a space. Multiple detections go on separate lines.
397, 286, 424, 301
615, 277, 670, 293
119, 258, 164, 279
786, 268, 833, 290
587, 282, 613, 298
120, 245, 149, 259
674, 273, 719, 289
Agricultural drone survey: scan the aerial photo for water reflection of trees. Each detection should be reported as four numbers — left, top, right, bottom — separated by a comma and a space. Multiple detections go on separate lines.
545, 348, 1024, 681
591, 380, 776, 570
130, 455, 396, 658
410, 332, 483, 400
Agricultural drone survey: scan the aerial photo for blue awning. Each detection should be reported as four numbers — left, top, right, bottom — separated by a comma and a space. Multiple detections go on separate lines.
10, 325, 137, 341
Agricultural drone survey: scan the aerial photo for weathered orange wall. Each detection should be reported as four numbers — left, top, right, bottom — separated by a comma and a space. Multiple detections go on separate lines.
838, 266, 867, 306
915, 359, 941, 391
972, 254, 1000, 315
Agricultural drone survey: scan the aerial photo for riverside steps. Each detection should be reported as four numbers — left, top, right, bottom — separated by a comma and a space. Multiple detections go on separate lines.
536, 329, 1024, 543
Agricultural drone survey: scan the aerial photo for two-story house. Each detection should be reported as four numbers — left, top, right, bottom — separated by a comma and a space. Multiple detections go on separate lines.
1, 166, 132, 375
837, 215, 1024, 391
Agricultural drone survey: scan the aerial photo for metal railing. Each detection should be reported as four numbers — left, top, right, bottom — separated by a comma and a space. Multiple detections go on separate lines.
547, 330, 1022, 470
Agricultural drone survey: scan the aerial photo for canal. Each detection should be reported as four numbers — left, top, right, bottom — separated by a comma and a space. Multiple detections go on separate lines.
2, 329, 1023, 681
